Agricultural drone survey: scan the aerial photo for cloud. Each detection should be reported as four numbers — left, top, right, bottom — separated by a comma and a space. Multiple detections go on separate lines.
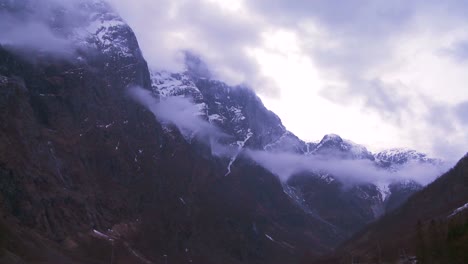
321, 78, 412, 123
0, 0, 100, 58
108, 0, 468, 161
129, 86, 228, 140
245, 149, 448, 186
109, 0, 267, 89
442, 40, 468, 62
261, 1, 468, 159
0, 13, 74, 56
129, 86, 242, 159
454, 101, 468, 125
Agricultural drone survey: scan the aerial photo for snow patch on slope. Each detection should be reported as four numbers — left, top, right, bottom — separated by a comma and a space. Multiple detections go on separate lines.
151, 71, 203, 100
208, 114, 225, 123
375, 182, 391, 201
71, 1, 137, 58
225, 129, 253, 176
312, 134, 373, 159
448, 202, 468, 218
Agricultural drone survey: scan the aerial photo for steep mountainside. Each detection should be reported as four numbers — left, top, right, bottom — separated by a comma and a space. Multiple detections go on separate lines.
316, 154, 468, 264
151, 55, 306, 154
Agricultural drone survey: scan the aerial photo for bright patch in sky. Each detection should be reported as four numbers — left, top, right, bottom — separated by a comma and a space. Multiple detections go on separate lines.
249, 29, 406, 150
205, 0, 243, 12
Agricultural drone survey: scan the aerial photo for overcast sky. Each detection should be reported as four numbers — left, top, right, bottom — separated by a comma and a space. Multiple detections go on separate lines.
110, 0, 467, 160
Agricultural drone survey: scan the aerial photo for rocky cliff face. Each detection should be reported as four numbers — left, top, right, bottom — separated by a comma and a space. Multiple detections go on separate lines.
150, 58, 301, 154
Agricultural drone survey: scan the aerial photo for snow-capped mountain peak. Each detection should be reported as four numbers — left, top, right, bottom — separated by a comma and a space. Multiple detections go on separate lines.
320, 133, 343, 143
2, 0, 140, 60
375, 148, 441, 167
312, 134, 374, 160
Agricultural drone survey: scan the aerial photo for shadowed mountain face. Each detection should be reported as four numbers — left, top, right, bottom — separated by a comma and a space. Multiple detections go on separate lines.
313, 154, 468, 264
0, 40, 344, 262
0, 1, 459, 264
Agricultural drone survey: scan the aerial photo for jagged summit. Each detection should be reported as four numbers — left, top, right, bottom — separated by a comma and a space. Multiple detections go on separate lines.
375, 148, 441, 168
0, 0, 142, 61
320, 133, 343, 143
312, 133, 374, 160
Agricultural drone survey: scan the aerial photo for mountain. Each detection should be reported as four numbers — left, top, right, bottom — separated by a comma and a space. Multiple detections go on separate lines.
311, 134, 374, 160
315, 154, 468, 264
0, 1, 454, 263
150, 57, 307, 154
0, 1, 347, 263
151, 62, 444, 235
375, 148, 441, 168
